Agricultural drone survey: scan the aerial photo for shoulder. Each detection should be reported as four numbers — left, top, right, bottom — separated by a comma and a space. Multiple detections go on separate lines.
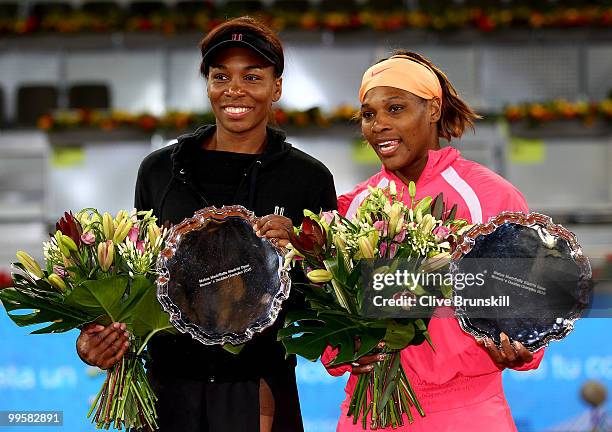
283, 146, 333, 179
137, 142, 176, 177
449, 158, 528, 220
338, 171, 387, 216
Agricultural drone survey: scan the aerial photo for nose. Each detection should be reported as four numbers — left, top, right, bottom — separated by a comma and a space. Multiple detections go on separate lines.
371, 114, 391, 134
224, 78, 245, 97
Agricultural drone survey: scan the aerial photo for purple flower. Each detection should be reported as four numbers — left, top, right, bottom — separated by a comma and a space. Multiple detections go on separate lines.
80, 232, 95, 245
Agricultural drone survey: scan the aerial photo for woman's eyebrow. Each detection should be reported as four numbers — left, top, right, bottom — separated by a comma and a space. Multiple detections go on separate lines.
209, 64, 266, 70
382, 96, 404, 103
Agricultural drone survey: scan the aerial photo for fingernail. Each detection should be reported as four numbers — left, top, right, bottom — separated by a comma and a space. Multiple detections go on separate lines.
513, 341, 521, 350
124, 331, 129, 338
113, 322, 120, 329
484, 338, 491, 347
120, 323, 126, 330
500, 332, 508, 342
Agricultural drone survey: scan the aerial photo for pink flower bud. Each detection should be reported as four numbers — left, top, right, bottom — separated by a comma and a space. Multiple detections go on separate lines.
321, 211, 335, 226
128, 227, 139, 243
374, 220, 388, 237
136, 240, 145, 253
393, 229, 406, 243
80, 232, 95, 245
97, 240, 114, 272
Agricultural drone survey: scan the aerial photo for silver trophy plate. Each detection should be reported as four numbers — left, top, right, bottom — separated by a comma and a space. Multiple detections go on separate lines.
156, 205, 291, 346
450, 212, 593, 352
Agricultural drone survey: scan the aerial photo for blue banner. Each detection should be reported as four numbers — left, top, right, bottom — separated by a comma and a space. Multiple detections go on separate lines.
1, 312, 610, 431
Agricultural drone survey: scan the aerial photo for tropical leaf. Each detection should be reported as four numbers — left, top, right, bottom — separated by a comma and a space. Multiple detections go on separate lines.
0, 287, 93, 332
63, 275, 129, 321
383, 320, 415, 350
279, 309, 384, 365
121, 276, 173, 338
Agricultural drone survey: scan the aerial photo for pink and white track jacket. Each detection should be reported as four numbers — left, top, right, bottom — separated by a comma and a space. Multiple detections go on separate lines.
324, 146, 544, 432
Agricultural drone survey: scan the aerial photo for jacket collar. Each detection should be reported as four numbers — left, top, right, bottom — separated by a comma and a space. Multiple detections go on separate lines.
381, 146, 461, 188
170, 124, 291, 177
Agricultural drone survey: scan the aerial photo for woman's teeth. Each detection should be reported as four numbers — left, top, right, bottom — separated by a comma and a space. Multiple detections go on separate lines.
378, 140, 400, 153
224, 107, 250, 114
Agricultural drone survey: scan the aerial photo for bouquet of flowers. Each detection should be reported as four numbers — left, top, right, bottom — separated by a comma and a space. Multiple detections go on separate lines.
0, 209, 172, 431
280, 181, 469, 429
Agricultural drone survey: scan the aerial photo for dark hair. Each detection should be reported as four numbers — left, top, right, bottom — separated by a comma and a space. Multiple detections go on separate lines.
387, 50, 481, 140
199, 16, 284, 78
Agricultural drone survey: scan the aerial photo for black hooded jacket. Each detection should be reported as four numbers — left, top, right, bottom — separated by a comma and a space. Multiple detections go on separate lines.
134, 125, 337, 381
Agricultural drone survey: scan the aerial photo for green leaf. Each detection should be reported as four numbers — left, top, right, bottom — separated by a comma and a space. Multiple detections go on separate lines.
335, 213, 358, 231
223, 343, 246, 355
423, 330, 434, 350
447, 204, 458, 222
63, 275, 129, 321
414, 319, 427, 332
441, 282, 453, 299
335, 247, 347, 281
383, 321, 415, 350
31, 320, 79, 334
411, 284, 430, 296
378, 352, 401, 410
346, 265, 362, 290
431, 193, 445, 220
118, 275, 173, 338
279, 310, 384, 365
353, 329, 385, 360
0, 288, 92, 333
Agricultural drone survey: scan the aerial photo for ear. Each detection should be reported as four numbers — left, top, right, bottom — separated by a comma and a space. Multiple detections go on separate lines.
429, 97, 442, 123
272, 77, 282, 102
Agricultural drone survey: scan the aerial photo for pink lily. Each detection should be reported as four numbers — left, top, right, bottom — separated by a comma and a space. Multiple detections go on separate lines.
128, 227, 139, 243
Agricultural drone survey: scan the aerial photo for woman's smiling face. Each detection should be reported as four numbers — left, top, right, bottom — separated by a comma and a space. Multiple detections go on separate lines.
207, 46, 282, 136
360, 86, 440, 182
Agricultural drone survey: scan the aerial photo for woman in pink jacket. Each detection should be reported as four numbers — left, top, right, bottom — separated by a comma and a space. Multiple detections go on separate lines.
322, 51, 544, 431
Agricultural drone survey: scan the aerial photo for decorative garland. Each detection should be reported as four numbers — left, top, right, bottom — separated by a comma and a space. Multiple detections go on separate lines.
1, 4, 611, 36
36, 100, 612, 132
37, 106, 358, 132
504, 99, 612, 126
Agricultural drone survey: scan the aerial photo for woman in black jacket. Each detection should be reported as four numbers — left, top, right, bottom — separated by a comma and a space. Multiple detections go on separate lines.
76, 16, 337, 432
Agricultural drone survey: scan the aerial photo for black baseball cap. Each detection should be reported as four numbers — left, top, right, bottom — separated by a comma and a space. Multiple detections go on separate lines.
201, 29, 283, 76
